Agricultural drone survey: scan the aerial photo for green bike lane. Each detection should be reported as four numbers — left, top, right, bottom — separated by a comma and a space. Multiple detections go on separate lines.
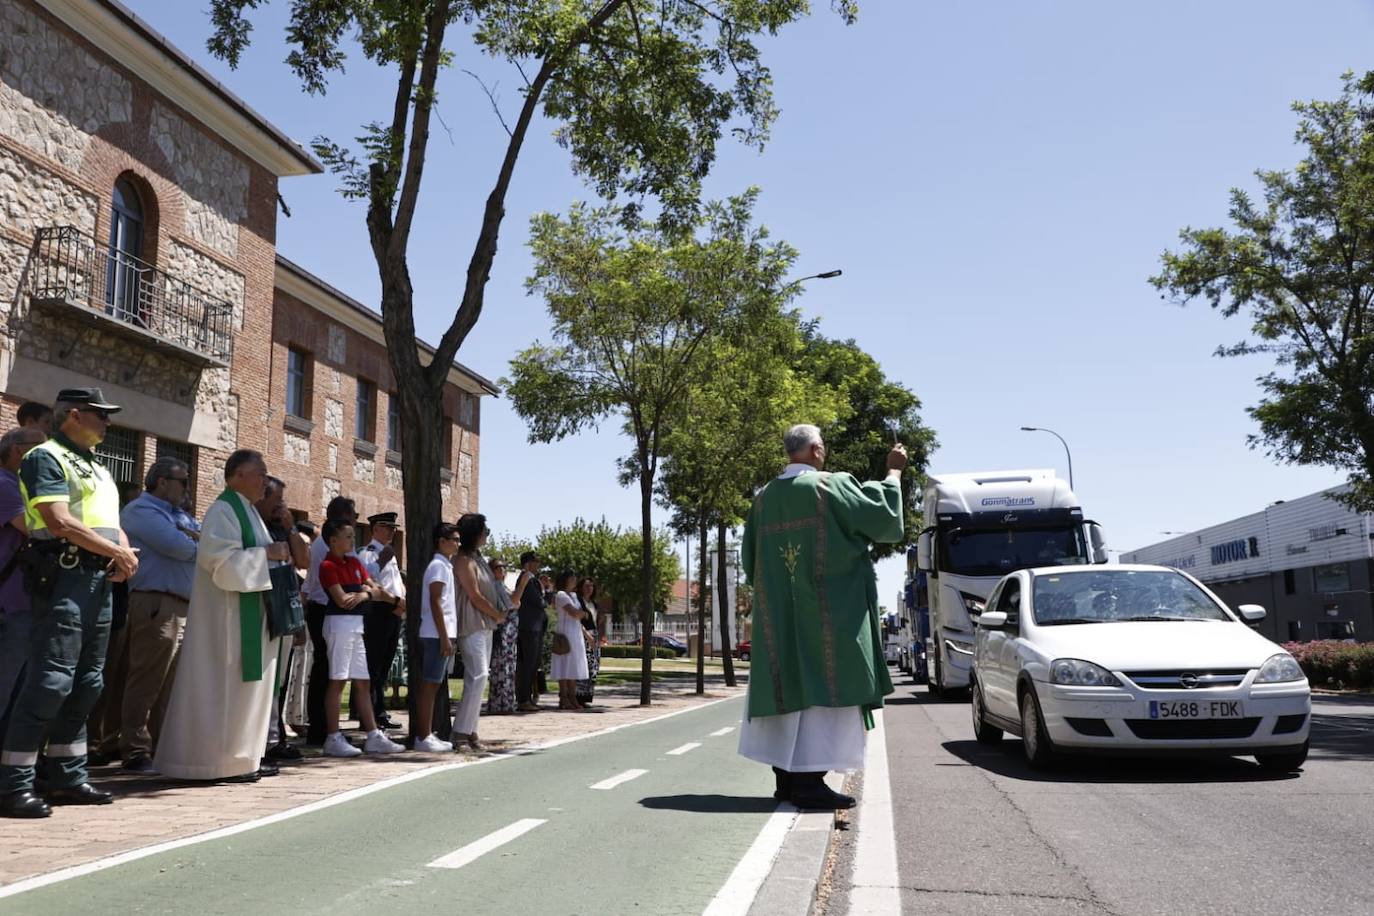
2, 697, 775, 916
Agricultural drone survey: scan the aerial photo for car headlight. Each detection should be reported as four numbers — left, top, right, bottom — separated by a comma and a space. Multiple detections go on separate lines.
1254, 653, 1305, 683
1050, 658, 1121, 687
959, 591, 986, 615
944, 637, 975, 656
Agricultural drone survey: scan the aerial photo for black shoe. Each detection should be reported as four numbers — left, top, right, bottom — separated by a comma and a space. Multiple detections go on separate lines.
772, 767, 793, 802
0, 790, 52, 818
86, 749, 113, 767
220, 770, 261, 784
122, 754, 157, 774
376, 715, 399, 730
257, 760, 280, 778
790, 774, 855, 811
265, 742, 302, 761
46, 783, 114, 806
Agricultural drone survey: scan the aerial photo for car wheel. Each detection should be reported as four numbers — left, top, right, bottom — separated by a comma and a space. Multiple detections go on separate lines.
1019, 686, 1056, 770
739, 651, 750, 662
1255, 741, 1308, 773
971, 681, 1003, 745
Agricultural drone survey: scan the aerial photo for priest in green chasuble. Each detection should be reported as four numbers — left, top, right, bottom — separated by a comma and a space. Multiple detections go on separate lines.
738, 424, 907, 810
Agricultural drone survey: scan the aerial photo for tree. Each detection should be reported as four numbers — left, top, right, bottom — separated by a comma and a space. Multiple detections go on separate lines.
534, 518, 678, 623
799, 332, 937, 558
206, 0, 858, 733
506, 192, 788, 702
1152, 72, 1374, 510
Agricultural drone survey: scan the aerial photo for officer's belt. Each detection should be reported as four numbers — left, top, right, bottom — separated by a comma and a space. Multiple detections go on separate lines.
26, 539, 111, 572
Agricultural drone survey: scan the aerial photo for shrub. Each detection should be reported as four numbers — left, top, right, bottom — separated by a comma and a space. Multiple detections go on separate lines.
601, 645, 676, 660
1282, 640, 1374, 689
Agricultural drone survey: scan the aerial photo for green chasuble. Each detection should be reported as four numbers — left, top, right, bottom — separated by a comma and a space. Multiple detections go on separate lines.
742, 468, 903, 721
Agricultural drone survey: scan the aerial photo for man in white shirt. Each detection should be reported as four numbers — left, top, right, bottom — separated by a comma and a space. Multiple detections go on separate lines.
358, 512, 406, 730
414, 523, 461, 752
302, 497, 357, 745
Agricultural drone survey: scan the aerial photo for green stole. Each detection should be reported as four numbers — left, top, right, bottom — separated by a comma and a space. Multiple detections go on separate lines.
217, 489, 263, 682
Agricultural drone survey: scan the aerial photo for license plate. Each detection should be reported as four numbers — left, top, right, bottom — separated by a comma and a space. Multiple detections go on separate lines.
1148, 700, 1242, 719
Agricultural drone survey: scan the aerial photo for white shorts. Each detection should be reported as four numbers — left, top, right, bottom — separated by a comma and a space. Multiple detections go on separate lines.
324, 615, 369, 681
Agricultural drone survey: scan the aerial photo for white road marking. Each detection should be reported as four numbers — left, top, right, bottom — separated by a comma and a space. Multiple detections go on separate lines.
427, 818, 547, 870
666, 742, 702, 756
847, 711, 901, 916
701, 803, 798, 916
0, 694, 741, 898
709, 727, 736, 737
590, 769, 648, 791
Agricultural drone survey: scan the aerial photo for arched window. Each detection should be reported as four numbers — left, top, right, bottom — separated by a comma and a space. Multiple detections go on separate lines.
106, 178, 146, 324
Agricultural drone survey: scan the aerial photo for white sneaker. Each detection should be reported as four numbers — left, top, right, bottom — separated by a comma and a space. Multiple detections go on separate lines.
364, 729, 404, 754
323, 733, 362, 758
415, 734, 453, 753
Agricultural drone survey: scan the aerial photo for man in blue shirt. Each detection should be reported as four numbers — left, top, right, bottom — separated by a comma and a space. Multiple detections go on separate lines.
0, 426, 49, 740
118, 457, 197, 773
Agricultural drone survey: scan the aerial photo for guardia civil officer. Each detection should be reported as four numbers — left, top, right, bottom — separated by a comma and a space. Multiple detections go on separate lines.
0, 389, 139, 818
358, 512, 405, 730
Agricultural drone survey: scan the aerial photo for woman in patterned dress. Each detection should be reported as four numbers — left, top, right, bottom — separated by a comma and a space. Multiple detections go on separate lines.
485, 559, 519, 714
575, 577, 601, 707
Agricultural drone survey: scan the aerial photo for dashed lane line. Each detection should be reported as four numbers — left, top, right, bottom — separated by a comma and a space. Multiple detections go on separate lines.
709, 727, 736, 737
590, 769, 649, 791
667, 742, 703, 756
427, 818, 548, 870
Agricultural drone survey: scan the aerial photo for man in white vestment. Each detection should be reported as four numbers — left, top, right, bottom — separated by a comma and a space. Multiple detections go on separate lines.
155, 450, 289, 782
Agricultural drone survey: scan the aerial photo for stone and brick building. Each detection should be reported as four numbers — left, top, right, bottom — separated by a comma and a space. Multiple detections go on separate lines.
0, 0, 493, 534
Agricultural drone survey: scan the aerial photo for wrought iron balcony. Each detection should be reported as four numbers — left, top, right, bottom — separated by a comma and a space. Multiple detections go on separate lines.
25, 226, 234, 367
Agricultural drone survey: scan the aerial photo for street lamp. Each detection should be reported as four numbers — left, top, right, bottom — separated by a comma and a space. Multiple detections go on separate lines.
783, 269, 843, 292
1020, 426, 1074, 490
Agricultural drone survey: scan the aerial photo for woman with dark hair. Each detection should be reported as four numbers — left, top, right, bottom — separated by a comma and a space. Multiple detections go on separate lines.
484, 559, 519, 715
451, 513, 506, 749
549, 570, 589, 709
574, 577, 600, 707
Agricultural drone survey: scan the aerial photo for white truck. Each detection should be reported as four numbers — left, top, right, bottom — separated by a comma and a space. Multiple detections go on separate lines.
915, 469, 1107, 698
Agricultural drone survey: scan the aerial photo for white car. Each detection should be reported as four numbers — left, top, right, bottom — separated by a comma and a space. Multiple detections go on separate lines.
969, 564, 1311, 772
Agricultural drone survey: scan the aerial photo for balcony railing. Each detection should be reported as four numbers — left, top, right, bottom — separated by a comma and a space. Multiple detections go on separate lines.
25, 226, 234, 367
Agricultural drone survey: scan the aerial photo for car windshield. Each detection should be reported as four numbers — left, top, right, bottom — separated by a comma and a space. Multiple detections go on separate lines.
1032, 570, 1232, 624
940, 526, 1087, 577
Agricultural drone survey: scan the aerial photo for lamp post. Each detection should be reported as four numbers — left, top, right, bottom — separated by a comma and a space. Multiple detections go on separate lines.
782, 269, 843, 293
1020, 426, 1074, 490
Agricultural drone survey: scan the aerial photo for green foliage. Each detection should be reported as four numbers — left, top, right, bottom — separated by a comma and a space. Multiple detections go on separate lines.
799, 331, 937, 558
1152, 72, 1374, 510
532, 518, 679, 616
601, 645, 677, 660
1284, 640, 1374, 689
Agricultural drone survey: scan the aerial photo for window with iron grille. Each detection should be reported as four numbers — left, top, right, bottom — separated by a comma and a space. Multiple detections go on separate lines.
356, 378, 375, 441
287, 348, 310, 418
95, 426, 142, 485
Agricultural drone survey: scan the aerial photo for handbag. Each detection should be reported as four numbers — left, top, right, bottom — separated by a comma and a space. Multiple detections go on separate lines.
552, 632, 572, 656
266, 560, 306, 639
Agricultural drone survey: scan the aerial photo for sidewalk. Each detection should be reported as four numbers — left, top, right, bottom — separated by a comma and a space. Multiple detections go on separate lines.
0, 678, 745, 887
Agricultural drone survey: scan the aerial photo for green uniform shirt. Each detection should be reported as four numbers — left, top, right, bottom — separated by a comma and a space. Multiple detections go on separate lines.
741, 467, 903, 720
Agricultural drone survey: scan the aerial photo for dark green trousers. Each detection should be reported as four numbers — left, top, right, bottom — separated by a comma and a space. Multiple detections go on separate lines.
0, 566, 112, 793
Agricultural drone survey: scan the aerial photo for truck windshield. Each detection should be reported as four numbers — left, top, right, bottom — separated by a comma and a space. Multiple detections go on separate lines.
940, 527, 1086, 577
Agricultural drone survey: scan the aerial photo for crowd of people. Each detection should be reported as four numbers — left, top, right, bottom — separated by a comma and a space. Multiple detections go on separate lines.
0, 389, 606, 819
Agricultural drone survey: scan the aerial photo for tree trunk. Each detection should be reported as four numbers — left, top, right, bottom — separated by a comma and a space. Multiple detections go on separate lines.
393, 367, 449, 741
696, 514, 708, 695
716, 520, 736, 687
638, 469, 655, 705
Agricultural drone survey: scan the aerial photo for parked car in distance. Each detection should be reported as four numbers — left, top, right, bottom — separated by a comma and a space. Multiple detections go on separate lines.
970, 565, 1311, 772
651, 635, 690, 657
737, 641, 751, 661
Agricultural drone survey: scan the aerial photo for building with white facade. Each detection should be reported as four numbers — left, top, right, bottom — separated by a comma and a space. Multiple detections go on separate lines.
1121, 486, 1374, 643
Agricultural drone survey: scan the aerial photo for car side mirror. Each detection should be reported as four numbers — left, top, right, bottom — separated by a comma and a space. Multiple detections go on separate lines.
916, 530, 934, 573
1087, 522, 1108, 564
1237, 604, 1266, 623
977, 610, 1008, 628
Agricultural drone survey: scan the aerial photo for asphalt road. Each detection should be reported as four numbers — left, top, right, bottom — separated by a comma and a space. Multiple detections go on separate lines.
0, 696, 775, 916
863, 669, 1374, 915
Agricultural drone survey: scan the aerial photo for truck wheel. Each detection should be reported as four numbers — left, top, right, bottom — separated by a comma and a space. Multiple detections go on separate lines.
971, 682, 1003, 745
929, 650, 948, 699
1255, 742, 1307, 773
1019, 686, 1056, 770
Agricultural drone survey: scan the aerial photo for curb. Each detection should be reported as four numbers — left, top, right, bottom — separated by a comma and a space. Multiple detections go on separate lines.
746, 774, 845, 916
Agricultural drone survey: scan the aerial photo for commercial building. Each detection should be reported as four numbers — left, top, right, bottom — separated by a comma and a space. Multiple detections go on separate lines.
0, 0, 494, 533
1121, 486, 1374, 643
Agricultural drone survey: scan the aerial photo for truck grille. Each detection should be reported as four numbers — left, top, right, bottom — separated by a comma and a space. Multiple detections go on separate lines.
1125, 718, 1260, 740
1121, 669, 1249, 690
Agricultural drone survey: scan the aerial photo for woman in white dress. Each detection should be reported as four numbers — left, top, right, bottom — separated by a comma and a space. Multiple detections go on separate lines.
549, 570, 589, 710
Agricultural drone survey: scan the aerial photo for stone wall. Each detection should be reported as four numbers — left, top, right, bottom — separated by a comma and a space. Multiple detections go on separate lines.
148, 103, 247, 259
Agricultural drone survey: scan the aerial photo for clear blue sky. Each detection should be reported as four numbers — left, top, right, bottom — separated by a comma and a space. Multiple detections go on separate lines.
127, 0, 1371, 613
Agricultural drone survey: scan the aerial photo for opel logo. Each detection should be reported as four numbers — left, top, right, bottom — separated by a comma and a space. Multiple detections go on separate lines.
1179, 673, 1200, 689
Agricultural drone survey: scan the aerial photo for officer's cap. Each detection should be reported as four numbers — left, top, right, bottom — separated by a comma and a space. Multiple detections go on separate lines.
56, 387, 122, 413
368, 512, 399, 527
